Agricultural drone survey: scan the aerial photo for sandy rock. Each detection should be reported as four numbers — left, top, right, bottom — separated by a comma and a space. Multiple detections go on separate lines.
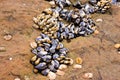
30, 42, 37, 49
48, 71, 56, 80
3, 34, 12, 41
59, 64, 67, 70
0, 46, 6, 52
73, 64, 82, 69
56, 70, 65, 76
83, 73, 93, 79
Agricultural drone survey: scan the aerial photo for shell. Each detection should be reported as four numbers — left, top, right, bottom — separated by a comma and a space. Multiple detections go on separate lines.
49, 64, 57, 72
35, 58, 41, 65
35, 62, 47, 70
30, 42, 37, 49
31, 55, 37, 62
43, 8, 53, 14
53, 54, 59, 60
41, 69, 50, 76
42, 55, 52, 63
76, 57, 83, 64
73, 1, 82, 9
38, 51, 48, 57
33, 68, 38, 74
31, 49, 37, 54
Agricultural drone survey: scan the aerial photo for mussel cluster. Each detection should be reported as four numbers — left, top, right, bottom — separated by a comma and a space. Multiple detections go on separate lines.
30, 0, 111, 76
30, 34, 73, 76
89, 0, 111, 13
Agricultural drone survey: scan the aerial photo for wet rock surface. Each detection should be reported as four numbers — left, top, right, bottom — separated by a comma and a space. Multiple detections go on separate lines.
0, 0, 120, 80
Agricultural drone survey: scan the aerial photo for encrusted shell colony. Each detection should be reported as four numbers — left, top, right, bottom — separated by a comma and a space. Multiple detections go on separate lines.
30, 0, 111, 77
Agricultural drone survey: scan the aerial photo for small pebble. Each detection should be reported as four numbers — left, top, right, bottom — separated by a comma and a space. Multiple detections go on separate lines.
9, 57, 13, 61
96, 18, 103, 22
56, 70, 65, 76
48, 71, 56, 80
14, 77, 21, 80
83, 73, 93, 79
59, 64, 67, 70
4, 34, 12, 41
30, 42, 37, 49
114, 44, 120, 49
73, 64, 82, 69
76, 57, 83, 64
0, 46, 6, 52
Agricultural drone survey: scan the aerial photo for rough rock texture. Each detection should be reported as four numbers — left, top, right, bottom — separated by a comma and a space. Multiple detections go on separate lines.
0, 0, 120, 80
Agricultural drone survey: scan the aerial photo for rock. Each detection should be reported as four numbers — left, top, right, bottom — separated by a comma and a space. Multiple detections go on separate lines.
75, 57, 83, 64
114, 44, 120, 49
0, 46, 6, 52
56, 70, 65, 76
83, 73, 93, 79
59, 64, 67, 70
48, 71, 56, 80
73, 64, 82, 69
3, 34, 12, 41
96, 18, 103, 22
30, 42, 37, 49
14, 77, 21, 80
